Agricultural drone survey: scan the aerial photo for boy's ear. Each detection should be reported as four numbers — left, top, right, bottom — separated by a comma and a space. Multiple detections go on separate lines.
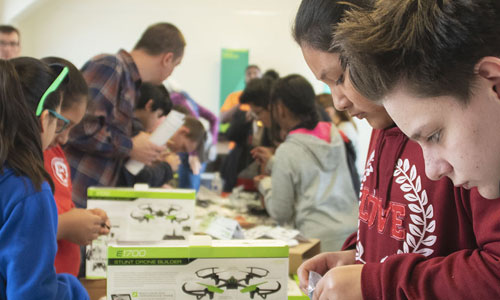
175, 125, 189, 137
476, 56, 500, 99
180, 125, 191, 135
162, 52, 174, 66
145, 99, 154, 112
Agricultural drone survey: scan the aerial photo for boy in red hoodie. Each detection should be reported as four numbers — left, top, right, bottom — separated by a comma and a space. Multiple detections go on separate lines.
293, 1, 500, 299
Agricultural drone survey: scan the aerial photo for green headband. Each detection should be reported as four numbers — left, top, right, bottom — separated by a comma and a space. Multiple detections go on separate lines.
35, 66, 69, 116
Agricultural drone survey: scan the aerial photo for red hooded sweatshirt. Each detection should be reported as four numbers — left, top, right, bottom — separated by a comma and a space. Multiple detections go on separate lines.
343, 126, 500, 299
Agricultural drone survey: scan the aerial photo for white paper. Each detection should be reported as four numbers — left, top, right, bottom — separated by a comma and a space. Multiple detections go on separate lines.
204, 216, 243, 240
125, 110, 185, 175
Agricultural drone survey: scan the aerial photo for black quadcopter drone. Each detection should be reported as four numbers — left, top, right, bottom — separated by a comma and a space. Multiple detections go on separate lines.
182, 267, 281, 299
130, 203, 190, 223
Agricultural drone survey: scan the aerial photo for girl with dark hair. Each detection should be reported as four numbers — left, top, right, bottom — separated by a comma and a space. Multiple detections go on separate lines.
0, 59, 89, 299
258, 74, 358, 252
11, 57, 71, 151
41, 56, 110, 277
293, 1, 500, 299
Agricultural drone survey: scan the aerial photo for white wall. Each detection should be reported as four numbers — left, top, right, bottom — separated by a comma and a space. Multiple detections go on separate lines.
1, 0, 45, 23
15, 0, 372, 166
16, 0, 313, 113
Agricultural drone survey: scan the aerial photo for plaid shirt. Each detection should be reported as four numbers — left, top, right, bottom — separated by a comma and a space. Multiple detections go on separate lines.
65, 50, 141, 208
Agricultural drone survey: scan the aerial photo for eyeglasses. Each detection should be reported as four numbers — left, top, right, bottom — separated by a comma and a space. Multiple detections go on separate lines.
250, 108, 266, 120
35, 66, 69, 116
0, 41, 19, 47
48, 109, 70, 133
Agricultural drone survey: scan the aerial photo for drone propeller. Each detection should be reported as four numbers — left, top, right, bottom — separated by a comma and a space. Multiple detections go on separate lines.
130, 203, 155, 222
173, 214, 190, 223
241, 267, 269, 284
240, 281, 267, 293
196, 283, 224, 294
182, 282, 214, 300
253, 281, 282, 299
168, 206, 180, 214
196, 267, 223, 284
138, 203, 153, 213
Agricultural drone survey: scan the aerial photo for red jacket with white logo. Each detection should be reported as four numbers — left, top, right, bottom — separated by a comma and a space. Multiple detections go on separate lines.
44, 145, 80, 277
343, 126, 500, 299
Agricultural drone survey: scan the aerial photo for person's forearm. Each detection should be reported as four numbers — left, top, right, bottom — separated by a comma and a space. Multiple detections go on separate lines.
57, 213, 70, 241
362, 249, 500, 300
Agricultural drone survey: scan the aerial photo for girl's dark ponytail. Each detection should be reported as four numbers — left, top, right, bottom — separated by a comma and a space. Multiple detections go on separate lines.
0, 59, 50, 191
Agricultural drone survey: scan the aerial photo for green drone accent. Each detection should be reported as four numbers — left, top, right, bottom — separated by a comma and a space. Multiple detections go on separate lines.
167, 215, 176, 221
145, 214, 154, 220
240, 281, 267, 293
196, 283, 224, 294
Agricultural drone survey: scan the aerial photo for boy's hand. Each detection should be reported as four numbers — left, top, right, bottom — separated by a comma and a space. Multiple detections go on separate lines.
58, 208, 104, 245
164, 152, 181, 172
297, 250, 356, 293
130, 131, 166, 165
89, 208, 111, 235
253, 174, 268, 187
250, 147, 274, 168
189, 155, 201, 175
312, 265, 363, 300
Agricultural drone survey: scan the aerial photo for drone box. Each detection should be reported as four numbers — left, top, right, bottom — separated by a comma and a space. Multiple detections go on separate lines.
85, 186, 196, 278
106, 239, 289, 300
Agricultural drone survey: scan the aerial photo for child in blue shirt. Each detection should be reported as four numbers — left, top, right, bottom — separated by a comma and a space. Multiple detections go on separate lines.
0, 58, 88, 299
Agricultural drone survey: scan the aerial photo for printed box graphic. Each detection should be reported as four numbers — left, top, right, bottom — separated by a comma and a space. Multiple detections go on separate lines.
86, 186, 196, 278
107, 240, 289, 300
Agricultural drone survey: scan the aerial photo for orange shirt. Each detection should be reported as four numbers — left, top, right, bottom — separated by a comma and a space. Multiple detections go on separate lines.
220, 90, 250, 113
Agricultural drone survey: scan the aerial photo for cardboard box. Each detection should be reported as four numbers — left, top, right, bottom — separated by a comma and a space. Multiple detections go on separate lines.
106, 239, 289, 300
288, 239, 321, 275
86, 186, 196, 278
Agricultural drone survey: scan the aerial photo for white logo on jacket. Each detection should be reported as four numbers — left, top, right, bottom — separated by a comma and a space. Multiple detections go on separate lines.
356, 156, 437, 263
51, 157, 69, 187
392, 158, 436, 257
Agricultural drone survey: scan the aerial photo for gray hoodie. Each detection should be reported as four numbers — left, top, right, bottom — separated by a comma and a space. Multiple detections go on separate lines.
261, 122, 358, 251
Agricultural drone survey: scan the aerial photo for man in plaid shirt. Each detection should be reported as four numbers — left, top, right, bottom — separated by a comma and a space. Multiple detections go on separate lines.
65, 23, 185, 208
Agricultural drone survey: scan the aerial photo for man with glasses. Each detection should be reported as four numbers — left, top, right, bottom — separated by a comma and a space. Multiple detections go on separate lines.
0, 25, 21, 59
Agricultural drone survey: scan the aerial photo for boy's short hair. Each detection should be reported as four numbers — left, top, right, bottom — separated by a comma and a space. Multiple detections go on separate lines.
183, 115, 206, 145
0, 25, 19, 36
246, 64, 260, 72
262, 69, 280, 81
136, 83, 172, 116
334, 0, 500, 103
134, 23, 185, 59
239, 77, 275, 108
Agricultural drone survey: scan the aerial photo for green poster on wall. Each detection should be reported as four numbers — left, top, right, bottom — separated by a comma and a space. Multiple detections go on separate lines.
219, 48, 249, 109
